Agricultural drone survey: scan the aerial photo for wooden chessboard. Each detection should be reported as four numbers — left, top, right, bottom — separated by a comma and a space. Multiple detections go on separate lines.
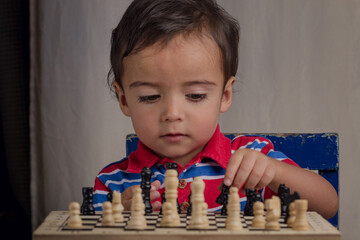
33, 211, 341, 240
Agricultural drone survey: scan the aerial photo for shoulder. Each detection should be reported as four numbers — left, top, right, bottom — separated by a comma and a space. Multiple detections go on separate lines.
99, 157, 130, 173
94, 157, 130, 190
230, 135, 275, 154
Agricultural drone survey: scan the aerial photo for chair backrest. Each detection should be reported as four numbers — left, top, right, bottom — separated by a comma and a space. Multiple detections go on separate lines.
126, 132, 339, 227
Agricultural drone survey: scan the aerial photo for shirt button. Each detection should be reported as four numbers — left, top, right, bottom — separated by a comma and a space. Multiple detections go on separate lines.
178, 179, 187, 189
180, 201, 190, 212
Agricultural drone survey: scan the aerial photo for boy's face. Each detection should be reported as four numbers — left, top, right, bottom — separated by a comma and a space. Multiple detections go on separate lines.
115, 34, 234, 166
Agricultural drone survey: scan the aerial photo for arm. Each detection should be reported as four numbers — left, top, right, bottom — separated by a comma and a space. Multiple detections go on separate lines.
224, 148, 338, 219
269, 159, 338, 219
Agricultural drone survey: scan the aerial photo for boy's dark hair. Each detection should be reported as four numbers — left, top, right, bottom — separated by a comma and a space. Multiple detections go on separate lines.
108, 0, 240, 93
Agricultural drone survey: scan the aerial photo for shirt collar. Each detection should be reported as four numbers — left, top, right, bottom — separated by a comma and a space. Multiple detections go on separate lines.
126, 125, 231, 173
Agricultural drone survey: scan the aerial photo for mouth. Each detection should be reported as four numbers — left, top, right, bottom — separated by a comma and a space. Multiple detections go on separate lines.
160, 133, 187, 143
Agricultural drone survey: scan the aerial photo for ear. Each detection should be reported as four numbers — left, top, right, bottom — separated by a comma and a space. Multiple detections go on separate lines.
113, 81, 131, 117
220, 76, 235, 113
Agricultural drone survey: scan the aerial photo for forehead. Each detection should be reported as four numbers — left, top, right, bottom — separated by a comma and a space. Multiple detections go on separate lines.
122, 33, 223, 85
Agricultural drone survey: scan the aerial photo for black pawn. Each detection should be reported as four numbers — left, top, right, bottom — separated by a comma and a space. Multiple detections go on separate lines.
216, 185, 230, 215
141, 167, 153, 215
81, 187, 95, 215
244, 189, 262, 216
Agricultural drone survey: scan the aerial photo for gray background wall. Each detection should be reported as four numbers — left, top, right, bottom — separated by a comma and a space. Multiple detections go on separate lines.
30, 1, 360, 239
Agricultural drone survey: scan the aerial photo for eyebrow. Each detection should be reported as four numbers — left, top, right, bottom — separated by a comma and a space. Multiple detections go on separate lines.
128, 80, 217, 89
129, 81, 159, 88
183, 80, 217, 87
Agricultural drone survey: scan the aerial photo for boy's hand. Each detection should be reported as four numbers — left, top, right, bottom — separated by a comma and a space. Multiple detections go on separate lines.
222, 149, 277, 192
121, 180, 162, 211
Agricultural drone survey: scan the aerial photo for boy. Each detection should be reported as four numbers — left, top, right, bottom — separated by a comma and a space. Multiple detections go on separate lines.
93, 0, 338, 219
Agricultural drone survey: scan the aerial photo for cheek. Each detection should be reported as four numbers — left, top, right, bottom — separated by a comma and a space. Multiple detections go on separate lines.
190, 105, 220, 128
130, 109, 158, 135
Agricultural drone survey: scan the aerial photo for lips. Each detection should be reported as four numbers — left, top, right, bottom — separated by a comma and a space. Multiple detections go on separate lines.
161, 133, 187, 143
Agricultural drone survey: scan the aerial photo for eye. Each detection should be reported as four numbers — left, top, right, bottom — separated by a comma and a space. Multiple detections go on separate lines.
138, 95, 160, 103
186, 93, 207, 102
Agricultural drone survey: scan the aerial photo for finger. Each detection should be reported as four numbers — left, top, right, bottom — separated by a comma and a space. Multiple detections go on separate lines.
121, 185, 139, 210
255, 163, 276, 189
152, 201, 162, 211
232, 153, 256, 189
121, 185, 138, 200
151, 180, 161, 191
244, 157, 267, 189
150, 190, 161, 201
122, 198, 132, 211
224, 150, 245, 186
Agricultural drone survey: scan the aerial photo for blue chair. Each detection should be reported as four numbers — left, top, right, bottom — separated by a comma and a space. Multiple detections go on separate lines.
126, 132, 339, 227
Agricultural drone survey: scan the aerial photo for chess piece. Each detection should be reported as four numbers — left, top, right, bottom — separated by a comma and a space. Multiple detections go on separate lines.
165, 164, 181, 214
112, 190, 124, 222
102, 201, 115, 226
216, 184, 230, 215
292, 199, 309, 231
244, 189, 262, 216
160, 169, 181, 226
202, 202, 209, 227
67, 202, 83, 228
167, 162, 178, 171
188, 177, 209, 229
271, 196, 281, 218
81, 187, 95, 215
287, 202, 296, 227
225, 187, 243, 231
107, 192, 113, 202
141, 167, 153, 215
159, 202, 175, 225
127, 187, 147, 229
160, 192, 166, 215
284, 191, 300, 222
187, 191, 192, 216
277, 184, 290, 216
265, 198, 280, 230
251, 201, 265, 228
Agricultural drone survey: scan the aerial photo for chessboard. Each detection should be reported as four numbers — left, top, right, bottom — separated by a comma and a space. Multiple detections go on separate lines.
33, 210, 341, 240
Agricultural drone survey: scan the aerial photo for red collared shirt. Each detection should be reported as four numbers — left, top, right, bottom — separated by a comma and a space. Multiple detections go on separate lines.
93, 126, 298, 211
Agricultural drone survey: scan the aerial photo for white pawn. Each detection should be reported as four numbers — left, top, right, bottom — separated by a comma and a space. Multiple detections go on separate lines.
287, 202, 296, 227
201, 202, 209, 227
251, 201, 265, 228
102, 201, 115, 226
292, 199, 309, 231
127, 187, 147, 229
67, 202, 82, 228
112, 190, 124, 222
160, 202, 174, 226
225, 187, 243, 231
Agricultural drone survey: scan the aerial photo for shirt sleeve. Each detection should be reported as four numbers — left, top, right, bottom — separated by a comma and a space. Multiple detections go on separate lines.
93, 174, 112, 211
92, 157, 130, 211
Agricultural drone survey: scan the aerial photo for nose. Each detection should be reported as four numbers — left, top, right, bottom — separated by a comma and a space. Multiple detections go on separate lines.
161, 97, 184, 122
